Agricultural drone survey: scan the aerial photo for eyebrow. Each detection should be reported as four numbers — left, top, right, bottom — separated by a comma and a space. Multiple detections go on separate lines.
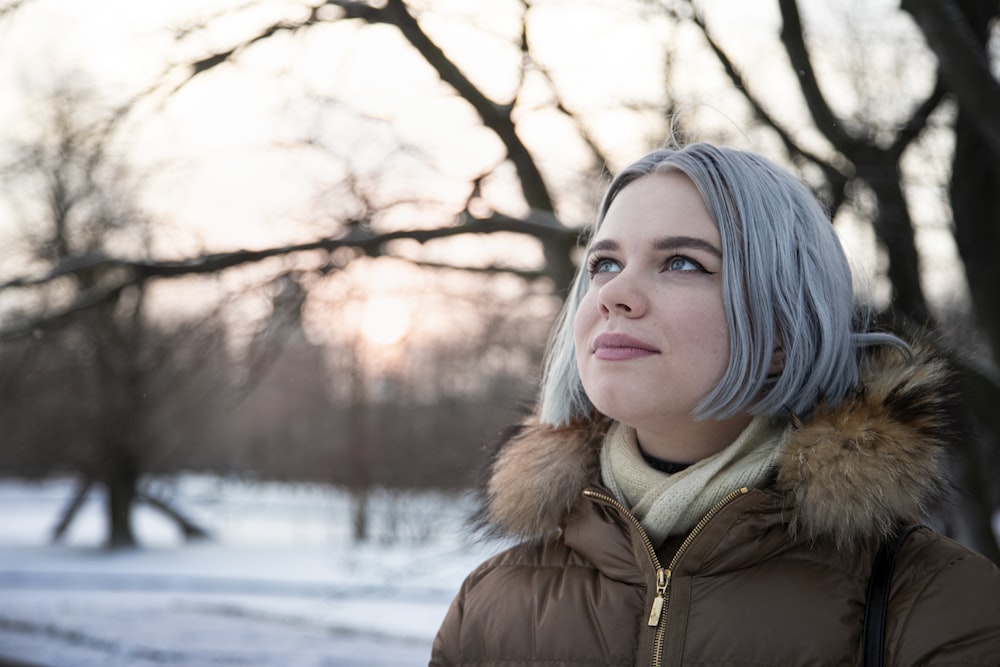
588, 236, 723, 258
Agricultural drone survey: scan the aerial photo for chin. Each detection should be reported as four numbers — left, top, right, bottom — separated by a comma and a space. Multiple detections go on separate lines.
591, 399, 646, 426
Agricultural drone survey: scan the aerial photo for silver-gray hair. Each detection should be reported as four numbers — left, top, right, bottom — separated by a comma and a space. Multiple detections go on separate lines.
538, 143, 905, 425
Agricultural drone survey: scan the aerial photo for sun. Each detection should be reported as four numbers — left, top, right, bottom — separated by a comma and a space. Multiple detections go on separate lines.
359, 296, 412, 346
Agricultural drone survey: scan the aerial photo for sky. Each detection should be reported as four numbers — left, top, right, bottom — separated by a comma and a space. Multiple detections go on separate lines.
0, 0, 961, 274
0, 0, 973, 367
0, 0, 971, 353
0, 0, 786, 243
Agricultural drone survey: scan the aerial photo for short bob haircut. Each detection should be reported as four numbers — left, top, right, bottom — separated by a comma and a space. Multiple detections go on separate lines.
539, 143, 903, 426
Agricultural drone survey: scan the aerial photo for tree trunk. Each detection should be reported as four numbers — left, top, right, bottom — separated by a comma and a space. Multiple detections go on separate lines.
863, 165, 930, 325
944, 0, 1000, 363
951, 111, 1000, 362
351, 488, 369, 543
954, 357, 1000, 562
347, 349, 373, 543
104, 444, 139, 549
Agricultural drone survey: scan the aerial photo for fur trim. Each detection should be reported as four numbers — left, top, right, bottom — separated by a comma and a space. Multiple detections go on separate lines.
482, 344, 955, 544
478, 417, 608, 540
776, 344, 954, 547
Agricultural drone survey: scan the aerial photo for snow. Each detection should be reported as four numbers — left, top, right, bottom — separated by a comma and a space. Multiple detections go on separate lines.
0, 477, 503, 666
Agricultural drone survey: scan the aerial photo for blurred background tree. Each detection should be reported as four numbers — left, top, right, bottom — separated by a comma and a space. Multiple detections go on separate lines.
0, 82, 238, 547
0, 0, 996, 558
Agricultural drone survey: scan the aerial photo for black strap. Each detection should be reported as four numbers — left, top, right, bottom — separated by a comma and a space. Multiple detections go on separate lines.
862, 524, 922, 667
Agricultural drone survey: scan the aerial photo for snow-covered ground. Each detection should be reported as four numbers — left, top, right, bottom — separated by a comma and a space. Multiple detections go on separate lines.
0, 477, 503, 666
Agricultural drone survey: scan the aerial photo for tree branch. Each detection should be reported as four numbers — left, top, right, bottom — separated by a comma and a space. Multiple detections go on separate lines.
180, 3, 376, 88
179, 0, 552, 212
0, 0, 26, 20
777, 0, 862, 154
406, 259, 554, 282
683, 1, 850, 203
0, 212, 578, 341
517, 3, 612, 180
172, 0, 576, 287
901, 0, 1000, 157
888, 79, 947, 161
138, 489, 210, 541
380, 0, 553, 212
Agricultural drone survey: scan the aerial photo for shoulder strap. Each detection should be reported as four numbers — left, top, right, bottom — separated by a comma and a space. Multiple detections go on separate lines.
862, 524, 922, 667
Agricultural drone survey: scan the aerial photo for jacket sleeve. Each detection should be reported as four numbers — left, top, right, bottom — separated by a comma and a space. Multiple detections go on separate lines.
890, 531, 1000, 665
429, 581, 467, 666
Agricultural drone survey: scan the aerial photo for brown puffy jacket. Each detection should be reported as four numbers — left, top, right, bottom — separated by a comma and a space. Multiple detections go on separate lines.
430, 348, 1000, 666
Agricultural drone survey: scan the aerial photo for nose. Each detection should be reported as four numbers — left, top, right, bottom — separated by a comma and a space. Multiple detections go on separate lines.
597, 271, 648, 318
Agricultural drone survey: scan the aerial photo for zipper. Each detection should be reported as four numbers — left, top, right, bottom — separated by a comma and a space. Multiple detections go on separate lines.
583, 485, 750, 667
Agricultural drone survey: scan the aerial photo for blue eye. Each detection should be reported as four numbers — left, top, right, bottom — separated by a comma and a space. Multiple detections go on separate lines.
665, 256, 705, 272
588, 256, 622, 276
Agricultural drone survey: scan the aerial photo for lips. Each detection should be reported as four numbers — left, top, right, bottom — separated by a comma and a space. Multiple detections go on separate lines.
592, 333, 659, 360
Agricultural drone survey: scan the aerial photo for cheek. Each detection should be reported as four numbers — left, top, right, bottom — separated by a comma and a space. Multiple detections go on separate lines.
660, 295, 730, 365
685, 303, 732, 375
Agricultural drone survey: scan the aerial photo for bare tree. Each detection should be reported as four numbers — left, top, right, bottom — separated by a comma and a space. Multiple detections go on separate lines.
0, 82, 228, 548
2, 1, 997, 557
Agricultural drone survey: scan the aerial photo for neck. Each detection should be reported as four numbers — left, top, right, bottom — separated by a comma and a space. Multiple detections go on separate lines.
634, 412, 753, 463
640, 449, 692, 474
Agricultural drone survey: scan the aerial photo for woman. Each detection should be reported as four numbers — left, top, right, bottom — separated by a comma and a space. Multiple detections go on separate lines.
430, 144, 1000, 666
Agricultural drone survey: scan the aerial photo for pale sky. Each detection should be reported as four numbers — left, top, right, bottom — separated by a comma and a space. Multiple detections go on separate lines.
0, 0, 966, 327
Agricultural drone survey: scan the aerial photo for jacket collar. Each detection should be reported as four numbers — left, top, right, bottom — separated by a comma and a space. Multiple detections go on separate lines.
480, 345, 954, 548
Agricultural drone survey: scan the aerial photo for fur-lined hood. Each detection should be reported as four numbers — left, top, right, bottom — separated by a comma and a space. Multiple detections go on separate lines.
482, 345, 956, 547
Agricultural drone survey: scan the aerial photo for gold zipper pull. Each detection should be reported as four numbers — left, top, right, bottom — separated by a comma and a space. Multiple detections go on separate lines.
647, 567, 670, 626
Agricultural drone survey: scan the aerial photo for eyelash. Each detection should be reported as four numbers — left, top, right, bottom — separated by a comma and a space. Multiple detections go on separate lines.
586, 254, 712, 277
587, 255, 619, 276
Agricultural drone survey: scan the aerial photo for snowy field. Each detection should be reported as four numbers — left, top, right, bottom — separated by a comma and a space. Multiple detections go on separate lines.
0, 477, 503, 667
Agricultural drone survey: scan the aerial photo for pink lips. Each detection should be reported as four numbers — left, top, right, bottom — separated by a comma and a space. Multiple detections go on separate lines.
592, 333, 659, 360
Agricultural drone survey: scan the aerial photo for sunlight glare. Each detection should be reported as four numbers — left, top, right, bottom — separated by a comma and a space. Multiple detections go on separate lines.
360, 296, 412, 346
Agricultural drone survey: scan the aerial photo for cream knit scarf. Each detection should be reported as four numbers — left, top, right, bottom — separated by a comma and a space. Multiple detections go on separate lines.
599, 415, 790, 546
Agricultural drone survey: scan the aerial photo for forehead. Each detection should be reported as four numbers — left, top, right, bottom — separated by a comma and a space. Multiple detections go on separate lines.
596, 172, 719, 243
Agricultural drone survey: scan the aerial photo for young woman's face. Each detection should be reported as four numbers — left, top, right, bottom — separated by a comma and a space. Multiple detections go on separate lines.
573, 171, 750, 460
